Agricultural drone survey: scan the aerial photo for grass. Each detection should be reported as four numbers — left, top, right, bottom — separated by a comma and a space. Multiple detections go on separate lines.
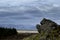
23, 33, 40, 40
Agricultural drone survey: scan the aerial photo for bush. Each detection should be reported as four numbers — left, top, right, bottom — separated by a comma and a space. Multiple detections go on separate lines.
35, 18, 60, 40
36, 24, 41, 33
0, 27, 17, 37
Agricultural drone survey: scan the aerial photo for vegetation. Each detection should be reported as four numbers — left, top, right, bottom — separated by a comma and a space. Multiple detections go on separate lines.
23, 18, 60, 40
0, 27, 17, 37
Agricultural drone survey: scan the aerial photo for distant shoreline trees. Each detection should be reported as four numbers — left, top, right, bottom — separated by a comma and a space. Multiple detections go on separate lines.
0, 27, 17, 37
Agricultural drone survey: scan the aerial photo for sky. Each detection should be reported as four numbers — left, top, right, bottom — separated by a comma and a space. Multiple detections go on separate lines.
0, 0, 60, 30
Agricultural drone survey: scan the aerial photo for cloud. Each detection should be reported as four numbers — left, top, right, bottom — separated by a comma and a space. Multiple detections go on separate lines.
0, 0, 60, 29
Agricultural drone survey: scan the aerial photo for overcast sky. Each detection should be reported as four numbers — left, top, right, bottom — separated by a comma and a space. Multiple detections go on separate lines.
0, 0, 60, 30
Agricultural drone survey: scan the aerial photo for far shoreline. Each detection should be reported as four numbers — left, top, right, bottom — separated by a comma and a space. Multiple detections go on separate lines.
17, 30, 38, 33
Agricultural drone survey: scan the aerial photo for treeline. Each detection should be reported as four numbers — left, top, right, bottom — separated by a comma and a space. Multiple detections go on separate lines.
0, 27, 17, 37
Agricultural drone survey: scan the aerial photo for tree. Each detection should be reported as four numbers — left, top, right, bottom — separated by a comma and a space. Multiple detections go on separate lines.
36, 24, 41, 33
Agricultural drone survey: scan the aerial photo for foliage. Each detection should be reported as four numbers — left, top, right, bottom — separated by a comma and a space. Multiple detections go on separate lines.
23, 18, 60, 40
0, 27, 17, 37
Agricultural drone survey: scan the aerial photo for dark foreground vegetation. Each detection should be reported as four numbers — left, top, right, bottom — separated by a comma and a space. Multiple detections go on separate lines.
0, 33, 37, 40
0, 27, 17, 39
0, 27, 37, 40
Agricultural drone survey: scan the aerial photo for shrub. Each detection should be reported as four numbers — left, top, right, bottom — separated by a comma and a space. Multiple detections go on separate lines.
0, 27, 17, 37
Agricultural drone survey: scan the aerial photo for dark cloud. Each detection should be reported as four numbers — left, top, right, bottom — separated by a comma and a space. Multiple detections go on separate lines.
0, 11, 24, 17
10, 16, 32, 20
